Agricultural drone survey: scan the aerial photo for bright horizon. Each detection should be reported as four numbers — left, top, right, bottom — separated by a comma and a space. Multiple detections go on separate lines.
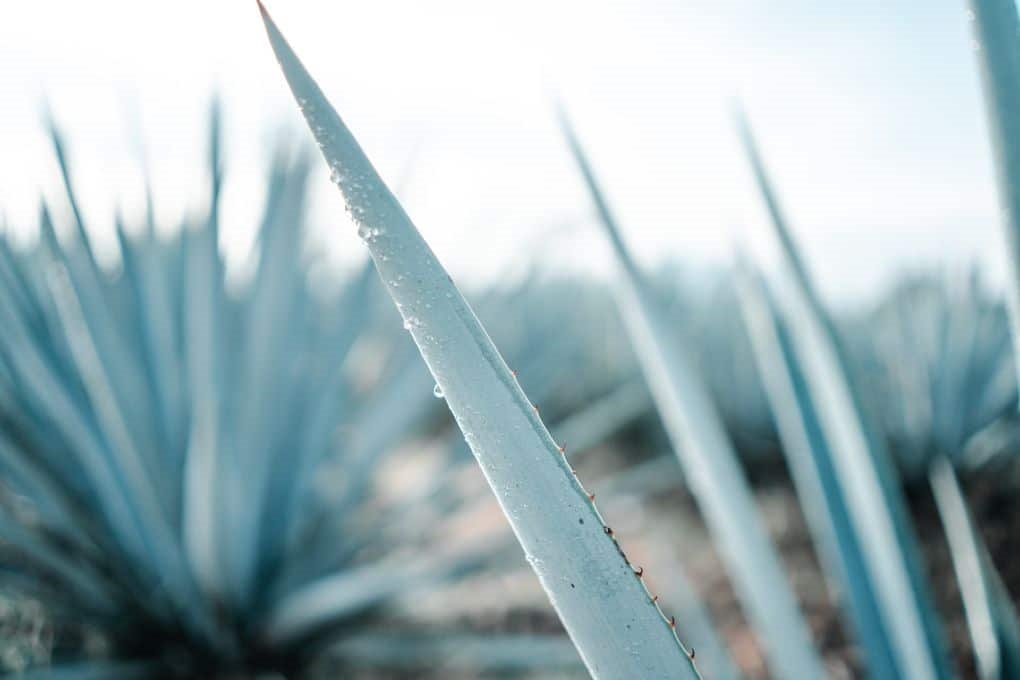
0, 0, 1006, 305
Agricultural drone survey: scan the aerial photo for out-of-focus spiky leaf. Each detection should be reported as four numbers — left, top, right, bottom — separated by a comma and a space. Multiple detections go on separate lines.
735, 261, 899, 676
969, 0, 1020, 397
736, 111, 952, 680
559, 108, 822, 678
929, 455, 1020, 679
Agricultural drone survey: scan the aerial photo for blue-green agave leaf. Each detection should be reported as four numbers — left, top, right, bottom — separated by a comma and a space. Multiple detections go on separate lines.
258, 4, 699, 677
969, 0, 1020, 397
181, 196, 227, 599
964, 9, 1020, 668
734, 261, 899, 677
736, 111, 952, 680
929, 455, 1020, 679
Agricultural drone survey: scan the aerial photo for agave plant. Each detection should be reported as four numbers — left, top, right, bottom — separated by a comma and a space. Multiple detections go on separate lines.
0, 105, 603, 678
844, 272, 1017, 479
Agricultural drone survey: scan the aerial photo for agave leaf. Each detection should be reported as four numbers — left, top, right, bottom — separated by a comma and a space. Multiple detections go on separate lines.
0, 368, 90, 511
960, 18, 1020, 655
37, 201, 172, 563
42, 131, 162, 490
929, 455, 1020, 679
232, 150, 313, 604
44, 253, 171, 559
181, 182, 226, 598
258, 5, 698, 676
734, 262, 899, 676
0, 239, 38, 324
114, 218, 183, 496
44, 116, 99, 273
328, 632, 582, 672
969, 0, 1020, 396
40, 234, 220, 643
558, 109, 822, 678
0, 275, 154, 573
736, 111, 952, 679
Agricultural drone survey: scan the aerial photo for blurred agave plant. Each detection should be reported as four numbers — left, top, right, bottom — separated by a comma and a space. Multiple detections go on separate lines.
845, 272, 1017, 479
0, 110, 587, 679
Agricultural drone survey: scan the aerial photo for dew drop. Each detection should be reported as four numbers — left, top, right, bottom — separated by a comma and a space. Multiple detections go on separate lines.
433, 384, 444, 398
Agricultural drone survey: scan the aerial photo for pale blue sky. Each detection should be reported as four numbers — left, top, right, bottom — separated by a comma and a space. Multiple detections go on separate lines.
0, 0, 1005, 302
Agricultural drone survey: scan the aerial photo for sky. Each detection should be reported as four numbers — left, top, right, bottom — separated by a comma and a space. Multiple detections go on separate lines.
0, 0, 1006, 305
